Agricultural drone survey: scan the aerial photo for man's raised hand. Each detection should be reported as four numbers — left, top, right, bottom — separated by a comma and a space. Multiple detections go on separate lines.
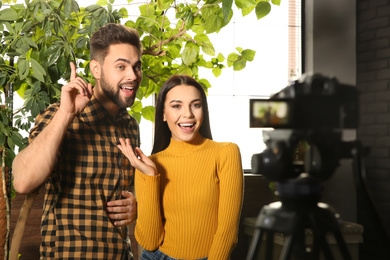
59, 62, 93, 116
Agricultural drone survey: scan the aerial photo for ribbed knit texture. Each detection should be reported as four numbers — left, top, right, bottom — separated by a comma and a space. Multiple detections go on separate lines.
135, 134, 244, 260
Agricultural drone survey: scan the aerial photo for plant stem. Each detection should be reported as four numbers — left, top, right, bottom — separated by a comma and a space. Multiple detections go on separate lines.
1, 148, 9, 260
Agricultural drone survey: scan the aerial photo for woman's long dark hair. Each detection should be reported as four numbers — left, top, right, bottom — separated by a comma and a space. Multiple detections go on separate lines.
152, 75, 212, 154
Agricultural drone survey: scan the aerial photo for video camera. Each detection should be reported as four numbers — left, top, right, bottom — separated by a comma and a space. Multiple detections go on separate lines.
250, 74, 359, 183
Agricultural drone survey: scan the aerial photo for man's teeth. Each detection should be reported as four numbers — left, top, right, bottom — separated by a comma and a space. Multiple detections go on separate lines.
121, 86, 134, 90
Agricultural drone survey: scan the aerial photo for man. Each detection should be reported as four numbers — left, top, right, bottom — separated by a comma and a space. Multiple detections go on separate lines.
12, 23, 142, 259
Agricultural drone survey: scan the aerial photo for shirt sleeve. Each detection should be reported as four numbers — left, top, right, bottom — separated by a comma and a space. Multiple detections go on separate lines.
208, 143, 244, 260
28, 103, 63, 166
134, 169, 164, 251
29, 103, 60, 142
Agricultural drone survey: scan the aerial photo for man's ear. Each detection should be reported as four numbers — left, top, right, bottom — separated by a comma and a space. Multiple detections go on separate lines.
90, 60, 101, 80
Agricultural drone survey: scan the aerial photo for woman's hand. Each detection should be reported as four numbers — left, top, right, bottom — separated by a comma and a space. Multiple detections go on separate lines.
118, 138, 157, 176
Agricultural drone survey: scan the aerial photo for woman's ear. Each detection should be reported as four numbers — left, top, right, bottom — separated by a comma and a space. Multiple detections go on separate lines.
90, 60, 101, 80
163, 111, 167, 122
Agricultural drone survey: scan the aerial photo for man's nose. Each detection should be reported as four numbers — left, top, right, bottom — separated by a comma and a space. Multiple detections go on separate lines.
126, 67, 137, 81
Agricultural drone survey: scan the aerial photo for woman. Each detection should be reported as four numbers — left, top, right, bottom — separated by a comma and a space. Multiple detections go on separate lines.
118, 75, 244, 260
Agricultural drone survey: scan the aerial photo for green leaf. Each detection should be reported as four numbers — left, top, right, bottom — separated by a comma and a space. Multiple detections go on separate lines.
11, 131, 24, 147
71, 0, 80, 13
256, 2, 271, 20
0, 131, 5, 147
212, 67, 222, 77
17, 59, 30, 80
233, 58, 246, 71
141, 106, 155, 122
242, 49, 256, 61
44, 21, 52, 38
16, 82, 29, 99
119, 7, 128, 18
235, 0, 256, 9
194, 34, 215, 56
85, 5, 101, 12
217, 53, 225, 62
31, 100, 41, 118
131, 101, 142, 113
24, 37, 38, 48
182, 43, 198, 66
7, 136, 15, 150
5, 148, 15, 167
222, 0, 233, 23
31, 58, 46, 82
0, 122, 8, 137
4, 22, 15, 34
64, 0, 73, 19
227, 53, 240, 67
97, 0, 108, 5
198, 78, 212, 94
242, 6, 256, 17
76, 36, 88, 48
272, 0, 281, 6
48, 48, 62, 66
0, 8, 18, 21
130, 111, 141, 124
204, 14, 223, 34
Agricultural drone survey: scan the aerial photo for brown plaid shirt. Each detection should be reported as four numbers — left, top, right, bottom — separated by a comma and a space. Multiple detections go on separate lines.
29, 95, 139, 259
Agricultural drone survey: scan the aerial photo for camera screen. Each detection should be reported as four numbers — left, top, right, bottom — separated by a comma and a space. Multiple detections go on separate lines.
250, 99, 291, 128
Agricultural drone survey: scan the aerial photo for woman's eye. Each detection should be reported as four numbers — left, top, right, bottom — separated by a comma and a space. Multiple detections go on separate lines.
134, 65, 141, 71
193, 103, 202, 108
117, 65, 125, 70
172, 104, 180, 108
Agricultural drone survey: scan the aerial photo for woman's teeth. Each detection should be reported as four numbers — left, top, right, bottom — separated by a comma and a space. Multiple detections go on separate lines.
179, 123, 194, 127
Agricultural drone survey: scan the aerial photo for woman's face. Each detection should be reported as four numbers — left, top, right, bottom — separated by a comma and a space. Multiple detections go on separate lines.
163, 84, 204, 142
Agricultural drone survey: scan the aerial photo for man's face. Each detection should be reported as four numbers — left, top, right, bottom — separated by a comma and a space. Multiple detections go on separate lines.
98, 43, 142, 109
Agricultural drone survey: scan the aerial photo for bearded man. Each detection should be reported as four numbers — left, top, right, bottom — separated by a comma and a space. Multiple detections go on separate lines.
13, 23, 142, 260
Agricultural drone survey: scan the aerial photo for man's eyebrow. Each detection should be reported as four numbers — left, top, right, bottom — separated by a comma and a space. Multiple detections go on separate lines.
113, 58, 141, 65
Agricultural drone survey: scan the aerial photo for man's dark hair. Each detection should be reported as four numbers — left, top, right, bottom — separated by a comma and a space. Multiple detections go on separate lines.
152, 74, 213, 154
90, 23, 142, 62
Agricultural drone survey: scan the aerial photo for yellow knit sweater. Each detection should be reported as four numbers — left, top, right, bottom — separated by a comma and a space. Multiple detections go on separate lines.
135, 134, 244, 260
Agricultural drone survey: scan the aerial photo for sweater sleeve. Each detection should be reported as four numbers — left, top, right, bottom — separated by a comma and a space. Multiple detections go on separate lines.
208, 143, 244, 260
134, 169, 164, 251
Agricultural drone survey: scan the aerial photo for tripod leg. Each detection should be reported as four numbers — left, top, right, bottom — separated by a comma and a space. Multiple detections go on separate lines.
280, 235, 294, 260
265, 232, 274, 260
332, 227, 353, 260
310, 214, 335, 260
246, 228, 265, 260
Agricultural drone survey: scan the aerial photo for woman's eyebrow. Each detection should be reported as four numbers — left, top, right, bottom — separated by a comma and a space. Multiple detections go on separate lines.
169, 100, 182, 104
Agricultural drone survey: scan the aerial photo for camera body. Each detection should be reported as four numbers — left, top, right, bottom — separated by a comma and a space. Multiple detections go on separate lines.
250, 74, 358, 130
250, 74, 359, 182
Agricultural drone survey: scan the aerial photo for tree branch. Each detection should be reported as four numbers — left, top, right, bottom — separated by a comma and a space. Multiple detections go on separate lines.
145, 20, 186, 55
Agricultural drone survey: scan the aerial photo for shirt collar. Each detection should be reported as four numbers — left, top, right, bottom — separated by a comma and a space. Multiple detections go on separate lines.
79, 95, 131, 125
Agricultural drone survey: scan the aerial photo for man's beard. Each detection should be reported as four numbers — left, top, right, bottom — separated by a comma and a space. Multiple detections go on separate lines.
100, 70, 138, 109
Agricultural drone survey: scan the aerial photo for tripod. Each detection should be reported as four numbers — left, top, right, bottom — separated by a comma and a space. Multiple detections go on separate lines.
246, 178, 352, 260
